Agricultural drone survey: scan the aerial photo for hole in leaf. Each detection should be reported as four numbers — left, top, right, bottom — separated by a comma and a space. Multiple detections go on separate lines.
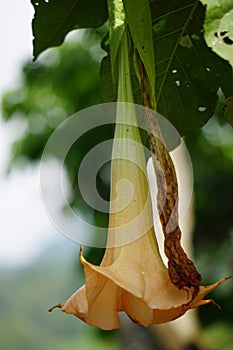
198, 106, 207, 112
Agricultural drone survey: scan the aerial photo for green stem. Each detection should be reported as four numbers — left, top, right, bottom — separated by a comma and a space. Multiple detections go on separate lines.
114, 29, 142, 145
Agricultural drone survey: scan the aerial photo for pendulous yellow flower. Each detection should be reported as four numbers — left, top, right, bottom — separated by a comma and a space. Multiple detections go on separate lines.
49, 30, 229, 330
54, 112, 227, 328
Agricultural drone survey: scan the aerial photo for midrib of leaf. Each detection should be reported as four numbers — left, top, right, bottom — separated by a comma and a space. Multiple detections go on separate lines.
156, 1, 199, 103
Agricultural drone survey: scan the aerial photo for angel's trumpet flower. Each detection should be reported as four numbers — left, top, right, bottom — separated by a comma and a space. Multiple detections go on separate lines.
50, 31, 228, 330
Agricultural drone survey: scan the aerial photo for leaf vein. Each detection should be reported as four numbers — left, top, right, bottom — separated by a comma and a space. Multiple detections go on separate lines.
156, 1, 199, 103
152, 2, 197, 23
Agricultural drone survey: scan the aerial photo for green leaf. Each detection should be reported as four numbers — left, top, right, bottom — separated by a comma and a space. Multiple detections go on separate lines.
123, 0, 155, 106
32, 0, 108, 60
151, 0, 233, 135
202, 0, 233, 66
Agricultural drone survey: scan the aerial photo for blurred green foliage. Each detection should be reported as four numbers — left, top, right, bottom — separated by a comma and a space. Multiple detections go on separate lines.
186, 121, 233, 327
2, 29, 111, 242
2, 31, 102, 161
1, 28, 233, 349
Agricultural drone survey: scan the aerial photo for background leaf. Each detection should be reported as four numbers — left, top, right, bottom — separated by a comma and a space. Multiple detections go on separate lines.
32, 0, 108, 60
203, 0, 233, 66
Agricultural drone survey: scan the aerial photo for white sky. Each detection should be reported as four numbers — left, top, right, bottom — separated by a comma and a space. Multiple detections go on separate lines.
0, 1, 71, 267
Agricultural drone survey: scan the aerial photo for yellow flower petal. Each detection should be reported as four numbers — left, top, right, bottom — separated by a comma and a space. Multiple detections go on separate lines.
60, 247, 229, 329
62, 278, 121, 330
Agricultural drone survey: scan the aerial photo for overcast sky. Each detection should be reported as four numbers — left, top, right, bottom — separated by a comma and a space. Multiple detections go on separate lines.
0, 1, 71, 268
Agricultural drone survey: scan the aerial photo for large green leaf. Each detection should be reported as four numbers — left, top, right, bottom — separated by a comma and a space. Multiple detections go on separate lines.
31, 0, 108, 60
151, 0, 233, 135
